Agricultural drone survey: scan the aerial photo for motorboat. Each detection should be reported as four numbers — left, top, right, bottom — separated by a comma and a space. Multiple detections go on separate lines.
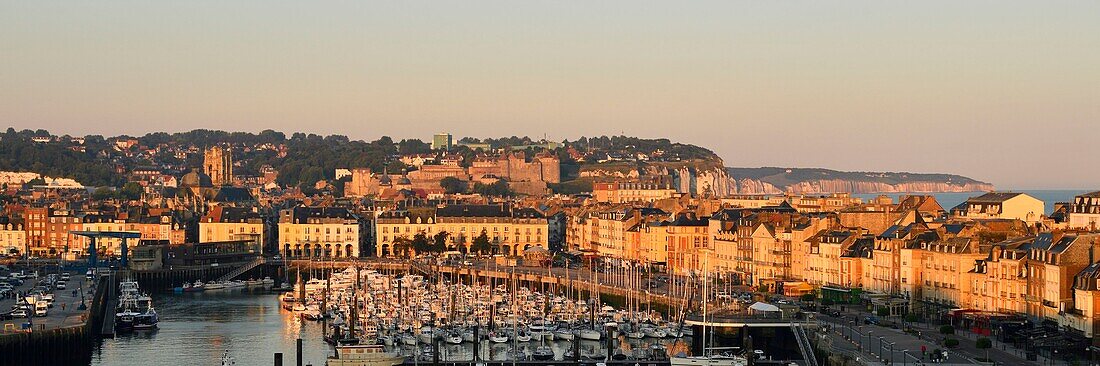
532, 346, 554, 361
576, 328, 602, 341
488, 332, 508, 343
326, 344, 405, 366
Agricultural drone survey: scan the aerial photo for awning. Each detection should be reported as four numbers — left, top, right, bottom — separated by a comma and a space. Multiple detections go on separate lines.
748, 302, 780, 312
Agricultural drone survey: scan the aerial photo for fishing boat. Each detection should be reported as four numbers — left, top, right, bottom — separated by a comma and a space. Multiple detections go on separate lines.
115, 278, 158, 332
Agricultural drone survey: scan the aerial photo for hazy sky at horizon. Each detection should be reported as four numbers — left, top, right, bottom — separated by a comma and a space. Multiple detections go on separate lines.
2, 1, 1098, 189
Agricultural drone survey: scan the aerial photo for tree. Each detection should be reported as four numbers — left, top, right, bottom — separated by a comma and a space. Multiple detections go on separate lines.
799, 293, 816, 302
432, 231, 450, 252
939, 325, 955, 335
439, 177, 467, 194
120, 182, 143, 200
392, 237, 412, 258
471, 230, 492, 254
976, 337, 992, 360
92, 187, 116, 200
411, 232, 432, 255
877, 306, 890, 317
905, 313, 920, 323
473, 180, 512, 197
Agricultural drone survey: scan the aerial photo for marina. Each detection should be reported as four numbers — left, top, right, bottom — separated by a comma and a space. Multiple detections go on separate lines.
281, 265, 695, 363
87, 283, 695, 366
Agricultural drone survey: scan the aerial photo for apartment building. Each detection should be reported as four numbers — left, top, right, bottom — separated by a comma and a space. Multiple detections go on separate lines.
374, 204, 549, 257
199, 206, 265, 253
592, 182, 677, 204
279, 207, 360, 259
952, 192, 1044, 223
1069, 191, 1100, 229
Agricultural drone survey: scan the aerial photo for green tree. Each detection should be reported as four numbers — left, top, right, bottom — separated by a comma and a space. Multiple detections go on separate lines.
432, 231, 450, 252
877, 306, 890, 317
473, 180, 512, 197
411, 232, 431, 255
939, 325, 955, 335
439, 177, 467, 194
120, 182, 143, 200
976, 337, 992, 360
905, 313, 920, 323
392, 237, 412, 258
92, 187, 116, 200
943, 338, 959, 347
799, 293, 816, 302
471, 230, 492, 254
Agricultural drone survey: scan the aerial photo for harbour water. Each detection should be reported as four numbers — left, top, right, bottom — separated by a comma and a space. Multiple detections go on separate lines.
88, 289, 689, 366
90, 290, 330, 366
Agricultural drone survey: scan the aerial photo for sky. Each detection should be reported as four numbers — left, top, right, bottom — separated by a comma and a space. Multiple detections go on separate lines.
2, 1, 1098, 189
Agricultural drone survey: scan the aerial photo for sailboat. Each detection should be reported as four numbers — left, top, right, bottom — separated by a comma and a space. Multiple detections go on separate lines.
670, 254, 748, 366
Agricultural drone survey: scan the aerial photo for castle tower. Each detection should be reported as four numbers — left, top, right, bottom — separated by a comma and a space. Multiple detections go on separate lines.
204, 146, 233, 186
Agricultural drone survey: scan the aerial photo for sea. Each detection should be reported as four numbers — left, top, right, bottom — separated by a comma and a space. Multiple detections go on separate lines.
852, 189, 1089, 216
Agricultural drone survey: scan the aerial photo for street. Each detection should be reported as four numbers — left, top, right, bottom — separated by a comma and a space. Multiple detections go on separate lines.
0, 271, 92, 333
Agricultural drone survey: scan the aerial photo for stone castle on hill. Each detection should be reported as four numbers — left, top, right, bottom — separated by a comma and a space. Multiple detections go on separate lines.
344, 150, 560, 197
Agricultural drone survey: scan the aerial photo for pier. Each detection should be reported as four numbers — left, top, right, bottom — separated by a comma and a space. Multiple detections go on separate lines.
0, 269, 109, 366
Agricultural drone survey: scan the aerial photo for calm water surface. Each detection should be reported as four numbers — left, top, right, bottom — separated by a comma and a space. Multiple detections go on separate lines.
90, 290, 330, 366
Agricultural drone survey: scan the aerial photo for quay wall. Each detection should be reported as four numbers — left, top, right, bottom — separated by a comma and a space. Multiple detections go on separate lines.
0, 274, 108, 366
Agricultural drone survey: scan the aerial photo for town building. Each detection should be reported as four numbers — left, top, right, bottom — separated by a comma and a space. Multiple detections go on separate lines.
1069, 191, 1100, 229
374, 204, 548, 257
278, 207, 360, 259
198, 206, 265, 253
0, 217, 25, 256
432, 133, 453, 151
952, 192, 1044, 223
592, 182, 677, 204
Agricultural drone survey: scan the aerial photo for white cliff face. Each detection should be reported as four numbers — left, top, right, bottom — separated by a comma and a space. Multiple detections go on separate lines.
580, 166, 993, 195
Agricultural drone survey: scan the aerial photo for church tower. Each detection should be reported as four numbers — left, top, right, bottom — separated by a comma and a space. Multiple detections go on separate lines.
204, 146, 233, 186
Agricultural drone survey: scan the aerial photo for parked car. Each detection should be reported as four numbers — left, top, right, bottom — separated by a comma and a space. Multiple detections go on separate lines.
11, 309, 29, 318
34, 301, 48, 317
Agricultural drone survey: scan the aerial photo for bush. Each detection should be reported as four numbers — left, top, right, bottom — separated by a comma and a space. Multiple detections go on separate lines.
975, 337, 992, 349
943, 338, 959, 347
939, 325, 955, 335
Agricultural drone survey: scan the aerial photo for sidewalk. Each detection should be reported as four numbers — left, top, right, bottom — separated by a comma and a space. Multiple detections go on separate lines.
833, 305, 1068, 366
